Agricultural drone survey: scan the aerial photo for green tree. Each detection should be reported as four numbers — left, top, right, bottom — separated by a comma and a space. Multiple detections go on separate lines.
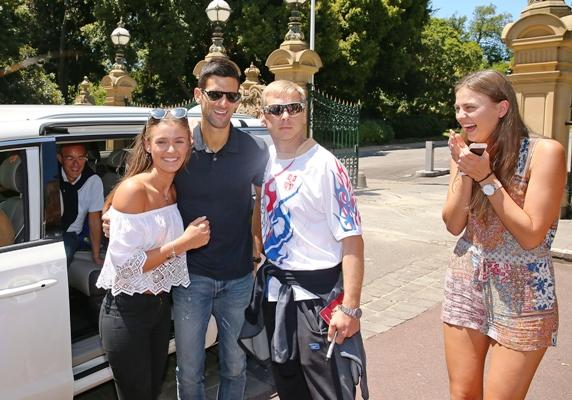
468, 4, 512, 65
415, 18, 484, 117
26, 0, 104, 101
0, 1, 64, 104
313, 0, 430, 110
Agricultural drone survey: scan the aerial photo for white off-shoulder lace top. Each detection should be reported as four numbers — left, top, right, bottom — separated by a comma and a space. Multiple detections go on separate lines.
96, 204, 190, 295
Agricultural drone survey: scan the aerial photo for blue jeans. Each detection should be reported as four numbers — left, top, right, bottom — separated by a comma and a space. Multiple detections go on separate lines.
173, 272, 253, 400
63, 231, 79, 268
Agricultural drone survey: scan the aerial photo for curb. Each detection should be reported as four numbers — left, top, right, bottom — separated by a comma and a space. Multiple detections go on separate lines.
415, 168, 450, 177
551, 248, 572, 262
359, 140, 448, 156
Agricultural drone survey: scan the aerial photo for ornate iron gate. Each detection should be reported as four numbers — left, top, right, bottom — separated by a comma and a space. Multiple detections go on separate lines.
307, 85, 361, 186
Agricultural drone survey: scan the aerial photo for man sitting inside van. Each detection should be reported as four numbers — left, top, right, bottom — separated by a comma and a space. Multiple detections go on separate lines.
58, 144, 104, 267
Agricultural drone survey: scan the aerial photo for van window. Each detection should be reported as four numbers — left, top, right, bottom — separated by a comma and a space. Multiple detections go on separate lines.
0, 150, 27, 247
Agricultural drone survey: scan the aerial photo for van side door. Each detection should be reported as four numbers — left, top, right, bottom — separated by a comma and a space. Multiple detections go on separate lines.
0, 138, 73, 399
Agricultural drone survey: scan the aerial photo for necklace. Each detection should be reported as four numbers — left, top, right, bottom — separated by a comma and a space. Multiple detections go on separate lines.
162, 185, 171, 204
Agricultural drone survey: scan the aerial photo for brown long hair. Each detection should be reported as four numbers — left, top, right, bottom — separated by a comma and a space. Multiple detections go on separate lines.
455, 70, 529, 219
104, 114, 191, 210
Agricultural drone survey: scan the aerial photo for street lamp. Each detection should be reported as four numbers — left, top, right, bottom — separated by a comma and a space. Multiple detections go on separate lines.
206, 0, 231, 55
284, 0, 307, 41
110, 18, 130, 71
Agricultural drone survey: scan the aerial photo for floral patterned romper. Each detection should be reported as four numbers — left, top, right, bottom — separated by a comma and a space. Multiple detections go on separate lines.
442, 137, 558, 351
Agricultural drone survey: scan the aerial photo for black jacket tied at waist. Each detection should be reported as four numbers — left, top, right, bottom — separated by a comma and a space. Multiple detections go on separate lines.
241, 262, 369, 399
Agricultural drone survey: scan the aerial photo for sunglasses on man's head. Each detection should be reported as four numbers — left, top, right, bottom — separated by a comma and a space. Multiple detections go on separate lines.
149, 107, 188, 120
263, 102, 305, 117
201, 89, 242, 103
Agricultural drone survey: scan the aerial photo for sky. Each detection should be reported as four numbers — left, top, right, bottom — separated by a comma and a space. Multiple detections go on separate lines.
430, 0, 540, 22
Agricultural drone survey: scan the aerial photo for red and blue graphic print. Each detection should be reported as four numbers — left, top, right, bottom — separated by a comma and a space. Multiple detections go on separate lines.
262, 160, 300, 264
332, 159, 361, 232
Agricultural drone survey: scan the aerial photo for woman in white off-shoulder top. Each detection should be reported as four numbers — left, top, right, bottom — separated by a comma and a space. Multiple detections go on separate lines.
96, 108, 210, 400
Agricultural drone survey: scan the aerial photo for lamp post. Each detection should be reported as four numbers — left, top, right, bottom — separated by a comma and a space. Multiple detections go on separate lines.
110, 18, 130, 71
101, 18, 136, 106
205, 0, 231, 55
284, 0, 307, 42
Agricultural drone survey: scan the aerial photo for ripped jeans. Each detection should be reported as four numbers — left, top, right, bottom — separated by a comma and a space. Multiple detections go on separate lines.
172, 272, 253, 400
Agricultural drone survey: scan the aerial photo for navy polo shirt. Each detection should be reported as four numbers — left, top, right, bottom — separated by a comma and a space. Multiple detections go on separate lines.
175, 125, 269, 280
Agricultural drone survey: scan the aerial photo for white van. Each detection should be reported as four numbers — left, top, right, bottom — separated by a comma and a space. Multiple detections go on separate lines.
0, 105, 269, 399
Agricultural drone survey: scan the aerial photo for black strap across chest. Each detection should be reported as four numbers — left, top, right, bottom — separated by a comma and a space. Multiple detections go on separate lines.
59, 167, 94, 232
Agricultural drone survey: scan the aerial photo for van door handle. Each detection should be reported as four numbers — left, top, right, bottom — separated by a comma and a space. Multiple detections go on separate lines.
0, 279, 58, 299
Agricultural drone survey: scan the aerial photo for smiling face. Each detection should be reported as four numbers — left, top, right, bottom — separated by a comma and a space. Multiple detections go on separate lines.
454, 86, 509, 144
58, 144, 88, 182
194, 76, 240, 130
145, 121, 190, 174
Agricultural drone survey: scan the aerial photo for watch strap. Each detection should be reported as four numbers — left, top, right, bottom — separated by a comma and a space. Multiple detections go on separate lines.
337, 304, 362, 319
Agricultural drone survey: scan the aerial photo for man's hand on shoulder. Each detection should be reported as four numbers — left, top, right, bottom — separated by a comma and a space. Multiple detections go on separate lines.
101, 211, 110, 238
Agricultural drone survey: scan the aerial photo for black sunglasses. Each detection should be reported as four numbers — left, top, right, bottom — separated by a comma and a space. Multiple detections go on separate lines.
201, 89, 242, 103
263, 102, 305, 117
149, 107, 188, 120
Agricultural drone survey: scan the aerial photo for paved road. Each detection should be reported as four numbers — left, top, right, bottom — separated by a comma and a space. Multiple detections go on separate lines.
359, 142, 450, 181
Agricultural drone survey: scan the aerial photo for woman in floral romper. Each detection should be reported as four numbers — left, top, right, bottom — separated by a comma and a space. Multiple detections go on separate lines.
442, 70, 566, 400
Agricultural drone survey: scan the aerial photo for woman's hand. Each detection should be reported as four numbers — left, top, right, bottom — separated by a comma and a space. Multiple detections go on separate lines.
449, 130, 491, 182
457, 149, 492, 183
448, 130, 467, 163
181, 216, 210, 250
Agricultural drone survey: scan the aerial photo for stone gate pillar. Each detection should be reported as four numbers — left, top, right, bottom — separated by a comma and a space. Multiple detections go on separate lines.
502, 1, 572, 213
265, 3, 322, 90
502, 1, 572, 144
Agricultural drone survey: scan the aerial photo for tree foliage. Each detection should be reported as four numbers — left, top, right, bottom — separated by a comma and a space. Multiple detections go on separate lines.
319, 0, 430, 108
415, 18, 484, 117
445, 4, 512, 66
0, 1, 64, 104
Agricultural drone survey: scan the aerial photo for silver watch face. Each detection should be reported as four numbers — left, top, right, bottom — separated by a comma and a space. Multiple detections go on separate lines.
482, 183, 495, 196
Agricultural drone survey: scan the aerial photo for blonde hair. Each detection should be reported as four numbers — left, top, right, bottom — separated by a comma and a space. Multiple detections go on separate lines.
455, 70, 529, 219
262, 80, 306, 106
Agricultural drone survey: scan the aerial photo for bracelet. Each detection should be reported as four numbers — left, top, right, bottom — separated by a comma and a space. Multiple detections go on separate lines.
253, 256, 262, 263
169, 243, 177, 259
477, 170, 494, 183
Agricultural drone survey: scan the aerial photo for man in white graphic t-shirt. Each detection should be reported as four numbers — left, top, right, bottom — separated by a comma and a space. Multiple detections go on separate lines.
254, 80, 368, 399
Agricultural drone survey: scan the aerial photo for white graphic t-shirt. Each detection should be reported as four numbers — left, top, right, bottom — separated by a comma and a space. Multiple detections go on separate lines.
261, 142, 362, 301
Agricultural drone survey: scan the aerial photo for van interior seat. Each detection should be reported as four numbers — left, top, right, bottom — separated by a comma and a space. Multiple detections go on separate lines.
87, 148, 103, 176
101, 149, 128, 196
68, 250, 106, 326
0, 156, 25, 242
68, 251, 105, 297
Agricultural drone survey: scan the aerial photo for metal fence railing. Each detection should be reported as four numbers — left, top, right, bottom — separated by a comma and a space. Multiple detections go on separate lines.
308, 85, 361, 187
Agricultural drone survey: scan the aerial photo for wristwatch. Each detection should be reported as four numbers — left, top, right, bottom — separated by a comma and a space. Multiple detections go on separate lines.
481, 180, 502, 196
337, 304, 363, 319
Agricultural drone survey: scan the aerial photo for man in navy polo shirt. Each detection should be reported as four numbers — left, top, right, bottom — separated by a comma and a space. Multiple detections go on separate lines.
172, 57, 269, 400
